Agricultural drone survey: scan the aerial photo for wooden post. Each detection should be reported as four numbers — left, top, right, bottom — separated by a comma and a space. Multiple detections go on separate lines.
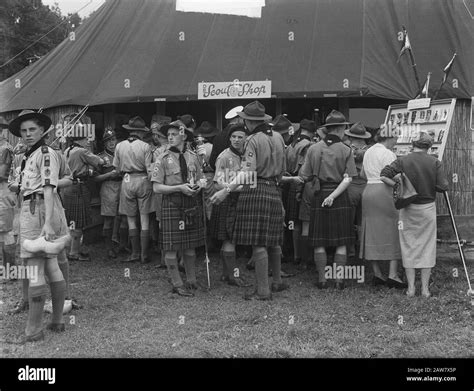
338, 98, 350, 119
216, 100, 222, 130
276, 98, 282, 116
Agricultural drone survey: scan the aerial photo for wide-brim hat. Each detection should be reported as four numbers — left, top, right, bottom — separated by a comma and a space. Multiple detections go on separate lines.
237, 101, 272, 121
271, 115, 294, 135
103, 126, 116, 142
195, 121, 219, 138
299, 119, 316, 134
8, 110, 52, 138
225, 106, 244, 120
177, 114, 197, 130
0, 116, 9, 129
122, 116, 149, 132
159, 120, 194, 140
345, 122, 371, 139
324, 110, 350, 127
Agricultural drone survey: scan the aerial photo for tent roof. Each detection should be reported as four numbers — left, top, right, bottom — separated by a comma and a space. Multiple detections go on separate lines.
1, 0, 473, 112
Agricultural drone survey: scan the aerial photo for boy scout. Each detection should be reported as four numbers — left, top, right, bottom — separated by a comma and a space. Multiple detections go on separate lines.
94, 127, 123, 259
211, 101, 297, 300
62, 114, 104, 261
8, 110, 70, 341
113, 116, 153, 263
209, 123, 250, 287
151, 120, 205, 297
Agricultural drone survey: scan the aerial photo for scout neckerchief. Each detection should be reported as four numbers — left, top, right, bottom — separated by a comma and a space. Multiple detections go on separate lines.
251, 122, 272, 136
127, 135, 139, 142
18, 138, 46, 194
229, 145, 243, 157
323, 133, 342, 146
169, 144, 188, 183
290, 132, 311, 148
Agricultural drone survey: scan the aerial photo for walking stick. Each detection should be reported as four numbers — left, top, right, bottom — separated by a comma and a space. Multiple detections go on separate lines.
443, 191, 473, 298
201, 186, 211, 289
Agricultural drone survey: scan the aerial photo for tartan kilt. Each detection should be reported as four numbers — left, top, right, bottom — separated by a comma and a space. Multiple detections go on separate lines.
61, 182, 91, 229
282, 181, 300, 223
232, 179, 284, 247
309, 184, 354, 248
160, 192, 205, 251
209, 192, 239, 241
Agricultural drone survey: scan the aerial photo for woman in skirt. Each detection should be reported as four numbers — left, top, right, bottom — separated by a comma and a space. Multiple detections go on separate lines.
300, 110, 357, 290
209, 124, 251, 287
381, 131, 448, 297
359, 125, 405, 288
151, 120, 205, 297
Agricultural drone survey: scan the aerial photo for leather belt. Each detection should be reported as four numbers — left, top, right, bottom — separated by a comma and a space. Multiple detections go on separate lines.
24, 193, 44, 201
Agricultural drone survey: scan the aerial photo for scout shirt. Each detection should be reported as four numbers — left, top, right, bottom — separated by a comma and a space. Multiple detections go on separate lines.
242, 123, 286, 179
20, 145, 61, 197
285, 136, 312, 175
97, 150, 115, 174
213, 147, 243, 186
66, 144, 103, 178
299, 134, 357, 184
113, 137, 152, 174
349, 143, 369, 184
148, 144, 168, 180
151, 148, 203, 187
0, 139, 13, 182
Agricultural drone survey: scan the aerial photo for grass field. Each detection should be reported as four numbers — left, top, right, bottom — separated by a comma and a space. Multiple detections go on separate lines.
1, 243, 473, 358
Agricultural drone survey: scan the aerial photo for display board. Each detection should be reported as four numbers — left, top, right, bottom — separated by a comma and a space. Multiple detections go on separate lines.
384, 98, 456, 161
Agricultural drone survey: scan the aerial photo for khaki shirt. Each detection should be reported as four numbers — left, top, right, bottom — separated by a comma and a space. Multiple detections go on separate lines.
0, 140, 13, 182
66, 145, 103, 177
213, 148, 242, 184
151, 149, 203, 186
97, 150, 115, 174
300, 135, 357, 183
114, 138, 152, 174
242, 124, 286, 179
21, 146, 60, 197
285, 137, 311, 175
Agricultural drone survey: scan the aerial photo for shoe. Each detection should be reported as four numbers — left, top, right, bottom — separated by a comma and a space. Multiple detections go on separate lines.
280, 270, 295, 278
23, 235, 71, 255
335, 281, 345, 290
140, 256, 151, 264
24, 330, 44, 343
122, 255, 139, 263
172, 286, 194, 297
46, 323, 65, 332
67, 253, 79, 261
10, 300, 28, 314
246, 261, 255, 271
157, 263, 167, 269
44, 299, 72, 314
315, 281, 328, 289
228, 277, 252, 288
271, 282, 289, 292
78, 252, 91, 262
386, 278, 408, 289
243, 290, 272, 301
107, 249, 117, 259
372, 276, 387, 287
406, 289, 416, 297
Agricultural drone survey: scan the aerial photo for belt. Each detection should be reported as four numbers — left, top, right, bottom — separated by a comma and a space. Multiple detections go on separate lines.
367, 179, 383, 184
72, 176, 88, 184
23, 193, 44, 201
123, 171, 147, 174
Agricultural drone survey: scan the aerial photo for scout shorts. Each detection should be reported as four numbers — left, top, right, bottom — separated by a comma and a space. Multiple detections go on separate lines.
119, 174, 154, 216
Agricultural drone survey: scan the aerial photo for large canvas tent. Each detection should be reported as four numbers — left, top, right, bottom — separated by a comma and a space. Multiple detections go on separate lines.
0, 0, 473, 112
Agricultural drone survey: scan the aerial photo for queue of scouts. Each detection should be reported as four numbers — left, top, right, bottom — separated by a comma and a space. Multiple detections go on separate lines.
0, 100, 448, 342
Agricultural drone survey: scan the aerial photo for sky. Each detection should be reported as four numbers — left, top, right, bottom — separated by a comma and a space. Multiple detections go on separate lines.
42, 0, 106, 17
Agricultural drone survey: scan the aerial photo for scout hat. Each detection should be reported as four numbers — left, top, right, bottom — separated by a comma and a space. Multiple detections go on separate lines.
299, 119, 316, 134
412, 131, 434, 149
103, 126, 116, 142
271, 115, 294, 135
345, 122, 371, 139
8, 110, 52, 138
0, 116, 9, 129
237, 101, 272, 121
122, 116, 149, 132
177, 114, 197, 130
159, 120, 194, 140
323, 110, 350, 128
151, 114, 172, 127
195, 121, 219, 138
225, 105, 244, 120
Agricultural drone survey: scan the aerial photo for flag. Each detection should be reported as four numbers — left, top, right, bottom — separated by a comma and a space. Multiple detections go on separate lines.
442, 53, 456, 84
397, 26, 411, 63
415, 72, 431, 99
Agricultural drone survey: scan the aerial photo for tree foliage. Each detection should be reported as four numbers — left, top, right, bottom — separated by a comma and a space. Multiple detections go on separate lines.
0, 0, 81, 81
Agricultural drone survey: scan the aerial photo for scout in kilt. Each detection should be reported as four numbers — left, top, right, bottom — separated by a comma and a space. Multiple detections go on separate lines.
8, 110, 71, 341
211, 101, 294, 300
151, 120, 205, 297
113, 117, 154, 263
210, 123, 251, 287
62, 114, 104, 261
283, 119, 316, 265
299, 110, 358, 290
93, 128, 124, 259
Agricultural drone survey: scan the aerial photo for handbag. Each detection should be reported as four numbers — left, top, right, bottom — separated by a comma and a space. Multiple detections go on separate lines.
393, 167, 418, 209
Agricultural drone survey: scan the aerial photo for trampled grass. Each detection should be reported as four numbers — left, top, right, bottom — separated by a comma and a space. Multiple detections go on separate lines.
1, 244, 473, 358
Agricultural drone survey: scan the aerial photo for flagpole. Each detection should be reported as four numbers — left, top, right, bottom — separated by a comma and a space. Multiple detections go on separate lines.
408, 49, 422, 97
433, 53, 457, 100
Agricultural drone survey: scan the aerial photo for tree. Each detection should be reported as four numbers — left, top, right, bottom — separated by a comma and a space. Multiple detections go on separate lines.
0, 0, 81, 81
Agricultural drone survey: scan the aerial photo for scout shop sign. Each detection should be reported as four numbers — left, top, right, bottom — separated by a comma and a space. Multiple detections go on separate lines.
198, 80, 271, 100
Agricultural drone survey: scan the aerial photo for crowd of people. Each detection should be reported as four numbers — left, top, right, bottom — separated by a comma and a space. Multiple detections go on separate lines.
0, 100, 449, 342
